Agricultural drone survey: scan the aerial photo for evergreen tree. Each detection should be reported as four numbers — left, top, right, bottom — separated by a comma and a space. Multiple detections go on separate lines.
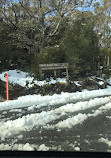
60, 15, 100, 77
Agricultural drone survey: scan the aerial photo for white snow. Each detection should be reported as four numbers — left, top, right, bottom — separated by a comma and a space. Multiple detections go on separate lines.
75, 147, 81, 151
38, 144, 49, 151
98, 81, 104, 85
0, 70, 32, 87
9, 109, 22, 113
54, 101, 111, 129
0, 143, 34, 150
56, 113, 88, 128
0, 111, 60, 138
74, 81, 81, 86
107, 78, 111, 85
0, 95, 110, 139
99, 138, 111, 148
53, 97, 111, 114
1, 69, 111, 151
1, 69, 108, 89
0, 89, 111, 111
0, 69, 66, 87
0, 143, 50, 151
0, 93, 111, 139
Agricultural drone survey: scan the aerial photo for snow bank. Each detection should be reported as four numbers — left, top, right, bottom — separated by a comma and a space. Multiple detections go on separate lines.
99, 138, 111, 147
0, 143, 50, 151
56, 113, 88, 128
0, 89, 111, 111
38, 144, 49, 151
0, 69, 108, 89
0, 69, 66, 87
0, 143, 34, 151
53, 97, 111, 114
0, 96, 111, 139
0, 70, 31, 87
0, 111, 59, 138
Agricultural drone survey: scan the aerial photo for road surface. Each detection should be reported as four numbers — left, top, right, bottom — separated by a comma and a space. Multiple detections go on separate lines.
0, 93, 111, 151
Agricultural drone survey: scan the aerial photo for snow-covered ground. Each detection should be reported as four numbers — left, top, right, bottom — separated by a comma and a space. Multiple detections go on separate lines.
0, 89, 111, 111
0, 88, 111, 151
0, 69, 111, 151
0, 69, 111, 89
0, 95, 110, 138
0, 70, 66, 87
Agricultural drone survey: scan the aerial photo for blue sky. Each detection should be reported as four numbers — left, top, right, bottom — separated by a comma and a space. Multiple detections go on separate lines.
13, 0, 103, 13
78, 0, 103, 12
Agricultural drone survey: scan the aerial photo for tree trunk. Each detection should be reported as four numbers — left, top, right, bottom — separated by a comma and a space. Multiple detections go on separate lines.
107, 55, 110, 67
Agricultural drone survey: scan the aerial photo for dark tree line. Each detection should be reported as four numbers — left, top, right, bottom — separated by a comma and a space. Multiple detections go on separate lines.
0, 0, 111, 78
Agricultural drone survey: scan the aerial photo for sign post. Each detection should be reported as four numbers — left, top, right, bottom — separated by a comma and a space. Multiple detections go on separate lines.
39, 63, 69, 81
6, 73, 9, 102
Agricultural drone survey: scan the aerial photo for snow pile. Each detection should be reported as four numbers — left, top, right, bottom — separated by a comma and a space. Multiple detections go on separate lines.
38, 144, 49, 151
0, 143, 50, 151
56, 113, 88, 128
0, 69, 108, 89
53, 97, 111, 114
75, 147, 81, 151
99, 138, 111, 147
0, 69, 66, 87
0, 89, 111, 111
0, 143, 34, 151
0, 111, 59, 138
55, 101, 111, 129
0, 70, 31, 87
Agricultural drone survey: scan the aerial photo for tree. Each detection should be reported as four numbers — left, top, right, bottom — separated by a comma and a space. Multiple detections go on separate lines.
60, 14, 100, 77
94, 0, 111, 49
0, 0, 101, 77
93, 0, 111, 74
0, 0, 96, 54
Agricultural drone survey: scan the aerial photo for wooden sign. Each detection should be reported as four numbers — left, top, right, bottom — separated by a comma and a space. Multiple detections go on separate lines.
39, 63, 68, 70
39, 63, 69, 81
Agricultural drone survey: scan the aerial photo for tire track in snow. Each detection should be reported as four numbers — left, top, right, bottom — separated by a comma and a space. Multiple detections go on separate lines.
0, 96, 111, 140
45, 96, 111, 126
0, 95, 111, 121
54, 101, 111, 129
